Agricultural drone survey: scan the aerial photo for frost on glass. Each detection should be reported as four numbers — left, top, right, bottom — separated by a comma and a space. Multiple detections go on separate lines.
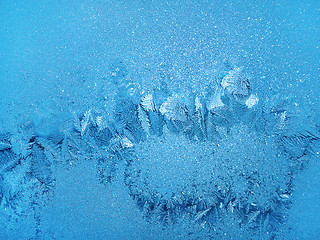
0, 62, 319, 239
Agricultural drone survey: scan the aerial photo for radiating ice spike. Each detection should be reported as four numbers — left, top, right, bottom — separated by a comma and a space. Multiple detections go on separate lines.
160, 96, 189, 122
81, 109, 92, 136
221, 67, 251, 99
206, 87, 225, 111
141, 94, 156, 112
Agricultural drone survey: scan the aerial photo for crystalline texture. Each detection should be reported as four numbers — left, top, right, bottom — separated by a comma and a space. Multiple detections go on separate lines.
0, 65, 319, 239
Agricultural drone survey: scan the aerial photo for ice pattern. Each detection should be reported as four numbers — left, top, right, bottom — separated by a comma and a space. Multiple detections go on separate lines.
0, 62, 319, 239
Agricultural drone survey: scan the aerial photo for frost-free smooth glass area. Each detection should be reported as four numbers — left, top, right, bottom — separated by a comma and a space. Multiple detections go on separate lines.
0, 1, 319, 239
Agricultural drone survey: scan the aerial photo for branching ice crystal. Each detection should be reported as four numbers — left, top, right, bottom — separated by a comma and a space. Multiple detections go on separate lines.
0, 62, 319, 239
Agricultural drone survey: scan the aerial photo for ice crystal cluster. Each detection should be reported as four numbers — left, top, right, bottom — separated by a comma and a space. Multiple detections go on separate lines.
0, 61, 319, 239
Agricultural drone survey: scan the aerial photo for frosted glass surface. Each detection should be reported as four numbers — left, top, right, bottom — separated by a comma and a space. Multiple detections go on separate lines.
0, 1, 319, 239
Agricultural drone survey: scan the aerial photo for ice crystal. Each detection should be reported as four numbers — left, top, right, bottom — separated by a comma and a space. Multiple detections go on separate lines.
115, 67, 318, 238
0, 64, 319, 239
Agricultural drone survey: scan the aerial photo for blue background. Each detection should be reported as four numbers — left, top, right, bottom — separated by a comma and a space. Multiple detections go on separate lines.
0, 1, 319, 239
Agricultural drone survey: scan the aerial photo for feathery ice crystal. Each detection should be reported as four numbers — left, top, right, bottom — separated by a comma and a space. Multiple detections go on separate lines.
0, 62, 319, 239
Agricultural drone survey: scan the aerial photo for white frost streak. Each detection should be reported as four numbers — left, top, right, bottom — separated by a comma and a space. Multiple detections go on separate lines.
81, 110, 92, 136
194, 207, 212, 221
